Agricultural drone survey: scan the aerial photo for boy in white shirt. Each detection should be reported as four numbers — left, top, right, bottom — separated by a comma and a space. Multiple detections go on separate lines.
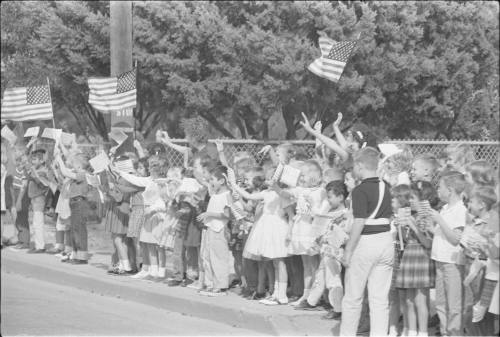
431, 171, 468, 336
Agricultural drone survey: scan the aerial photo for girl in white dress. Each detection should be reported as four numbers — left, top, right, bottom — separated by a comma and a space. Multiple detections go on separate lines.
274, 160, 330, 306
228, 169, 290, 305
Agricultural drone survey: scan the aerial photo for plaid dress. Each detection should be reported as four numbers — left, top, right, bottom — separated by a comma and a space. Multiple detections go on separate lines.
395, 215, 435, 289
127, 192, 145, 238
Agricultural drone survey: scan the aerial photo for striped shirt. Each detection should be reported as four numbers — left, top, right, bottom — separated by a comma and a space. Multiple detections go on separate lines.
13, 168, 26, 190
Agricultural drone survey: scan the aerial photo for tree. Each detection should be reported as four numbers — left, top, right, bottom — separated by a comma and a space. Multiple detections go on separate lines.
2, 1, 498, 141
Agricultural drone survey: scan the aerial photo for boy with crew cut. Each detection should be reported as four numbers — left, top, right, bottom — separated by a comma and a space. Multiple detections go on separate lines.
340, 147, 394, 336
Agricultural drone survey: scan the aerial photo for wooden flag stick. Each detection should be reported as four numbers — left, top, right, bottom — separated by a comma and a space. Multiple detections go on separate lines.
46, 77, 56, 128
133, 59, 138, 141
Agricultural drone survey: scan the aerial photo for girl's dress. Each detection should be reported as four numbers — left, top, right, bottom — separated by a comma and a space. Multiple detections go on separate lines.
127, 192, 145, 238
395, 214, 435, 289
243, 190, 289, 260
104, 195, 130, 235
288, 187, 330, 256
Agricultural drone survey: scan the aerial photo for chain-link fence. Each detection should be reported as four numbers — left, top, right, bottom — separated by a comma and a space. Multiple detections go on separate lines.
36, 139, 499, 170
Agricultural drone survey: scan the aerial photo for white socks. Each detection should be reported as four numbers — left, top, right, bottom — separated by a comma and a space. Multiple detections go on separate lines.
120, 260, 131, 271
149, 265, 159, 277
408, 330, 418, 336
158, 267, 166, 278
417, 332, 428, 337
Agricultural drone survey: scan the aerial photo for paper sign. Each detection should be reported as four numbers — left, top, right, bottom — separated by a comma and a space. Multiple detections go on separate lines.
41, 128, 63, 141
379, 143, 403, 158
113, 159, 134, 173
142, 182, 161, 206
280, 165, 301, 187
85, 173, 101, 187
60, 132, 76, 146
1, 125, 17, 145
24, 127, 40, 138
89, 151, 110, 173
108, 129, 128, 145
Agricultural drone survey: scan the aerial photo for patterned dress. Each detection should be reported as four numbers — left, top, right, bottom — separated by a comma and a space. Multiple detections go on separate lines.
104, 194, 130, 235
127, 192, 145, 238
395, 214, 435, 289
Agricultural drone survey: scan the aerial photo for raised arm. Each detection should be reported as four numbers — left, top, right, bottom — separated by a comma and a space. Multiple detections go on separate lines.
300, 112, 349, 162
332, 112, 349, 151
214, 139, 229, 167
156, 130, 191, 155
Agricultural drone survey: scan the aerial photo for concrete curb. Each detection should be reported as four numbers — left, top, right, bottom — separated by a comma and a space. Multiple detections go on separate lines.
2, 251, 335, 336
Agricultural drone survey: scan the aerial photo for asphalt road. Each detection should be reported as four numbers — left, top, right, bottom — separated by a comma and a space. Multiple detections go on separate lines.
1, 271, 263, 336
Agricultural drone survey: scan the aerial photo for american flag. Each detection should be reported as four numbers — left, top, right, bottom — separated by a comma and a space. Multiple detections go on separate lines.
88, 69, 136, 113
308, 36, 357, 83
1, 85, 53, 122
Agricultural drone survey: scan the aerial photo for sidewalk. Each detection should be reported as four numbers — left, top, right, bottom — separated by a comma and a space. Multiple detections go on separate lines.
1, 219, 339, 336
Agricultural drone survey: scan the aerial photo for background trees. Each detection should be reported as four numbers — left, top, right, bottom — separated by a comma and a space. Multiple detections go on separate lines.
1, 1, 498, 141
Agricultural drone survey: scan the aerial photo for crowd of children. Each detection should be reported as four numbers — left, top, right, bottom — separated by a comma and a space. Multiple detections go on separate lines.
1, 114, 498, 337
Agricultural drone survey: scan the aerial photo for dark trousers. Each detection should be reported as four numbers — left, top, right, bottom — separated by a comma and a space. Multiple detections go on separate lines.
69, 198, 89, 260
286, 255, 304, 297
15, 191, 30, 246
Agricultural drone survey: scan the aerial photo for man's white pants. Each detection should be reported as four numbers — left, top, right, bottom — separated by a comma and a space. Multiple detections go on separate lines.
340, 231, 394, 337
32, 211, 45, 250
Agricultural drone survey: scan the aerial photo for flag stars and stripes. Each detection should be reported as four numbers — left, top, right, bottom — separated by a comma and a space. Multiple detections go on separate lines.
308, 36, 358, 83
88, 68, 137, 113
1, 85, 53, 122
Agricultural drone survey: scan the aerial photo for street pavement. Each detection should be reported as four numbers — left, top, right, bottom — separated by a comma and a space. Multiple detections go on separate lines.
1, 271, 265, 336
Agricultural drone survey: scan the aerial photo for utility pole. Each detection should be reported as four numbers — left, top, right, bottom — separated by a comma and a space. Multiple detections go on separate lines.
110, 1, 134, 152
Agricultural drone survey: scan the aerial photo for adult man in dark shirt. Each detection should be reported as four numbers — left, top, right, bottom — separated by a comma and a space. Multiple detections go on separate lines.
340, 147, 394, 336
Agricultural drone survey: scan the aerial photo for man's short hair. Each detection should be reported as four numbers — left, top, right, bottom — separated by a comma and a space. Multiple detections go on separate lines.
353, 147, 380, 171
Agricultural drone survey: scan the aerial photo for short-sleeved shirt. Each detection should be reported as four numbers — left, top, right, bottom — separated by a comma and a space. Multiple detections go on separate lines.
352, 177, 392, 219
28, 166, 49, 199
351, 177, 392, 234
13, 168, 26, 191
68, 172, 89, 199
431, 202, 467, 264
205, 190, 230, 233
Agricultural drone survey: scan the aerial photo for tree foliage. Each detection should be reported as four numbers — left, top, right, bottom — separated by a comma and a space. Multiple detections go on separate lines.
1, 1, 498, 140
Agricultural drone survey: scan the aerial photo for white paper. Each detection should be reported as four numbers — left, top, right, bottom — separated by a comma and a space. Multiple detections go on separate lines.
85, 173, 101, 187
379, 143, 403, 158
280, 165, 301, 187
61, 132, 76, 146
1, 125, 17, 145
89, 151, 111, 173
142, 182, 161, 206
41, 128, 63, 141
108, 129, 128, 145
113, 159, 134, 173
24, 126, 40, 138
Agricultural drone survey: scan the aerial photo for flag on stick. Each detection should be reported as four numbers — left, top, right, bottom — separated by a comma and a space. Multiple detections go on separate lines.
308, 35, 358, 83
88, 69, 136, 113
1, 85, 53, 121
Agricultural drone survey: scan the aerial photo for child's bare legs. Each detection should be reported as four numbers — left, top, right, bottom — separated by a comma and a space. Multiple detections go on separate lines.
405, 289, 418, 335
148, 243, 159, 277
125, 237, 137, 270
158, 247, 166, 278
112, 234, 131, 271
295, 254, 319, 304
256, 261, 266, 295
388, 288, 401, 336
130, 241, 150, 278
264, 260, 275, 295
273, 258, 288, 303
232, 249, 243, 286
414, 288, 429, 335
